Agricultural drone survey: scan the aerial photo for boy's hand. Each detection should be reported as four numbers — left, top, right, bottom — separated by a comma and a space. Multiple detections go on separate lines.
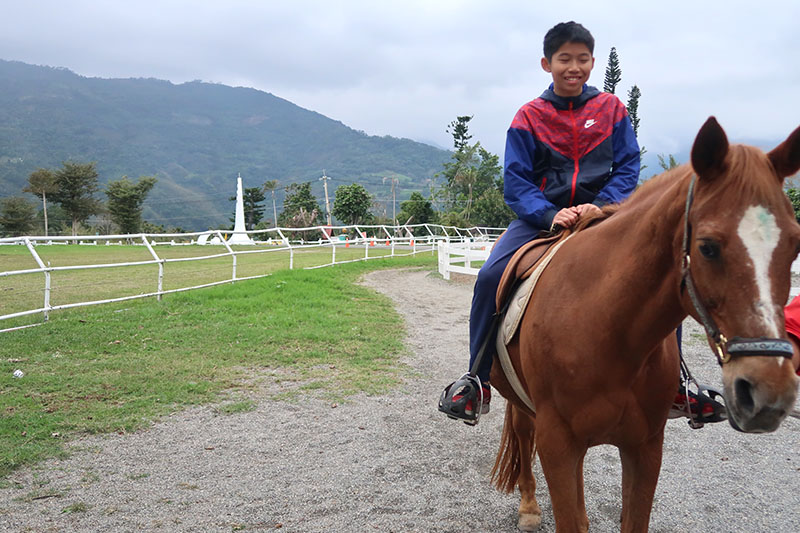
551, 204, 601, 230
574, 203, 601, 217
551, 207, 579, 229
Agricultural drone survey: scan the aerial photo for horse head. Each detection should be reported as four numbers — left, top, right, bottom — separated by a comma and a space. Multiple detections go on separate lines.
683, 117, 800, 432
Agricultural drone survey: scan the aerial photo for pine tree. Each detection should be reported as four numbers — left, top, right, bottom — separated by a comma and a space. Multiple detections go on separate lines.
626, 85, 641, 137
603, 47, 622, 94
446, 116, 473, 151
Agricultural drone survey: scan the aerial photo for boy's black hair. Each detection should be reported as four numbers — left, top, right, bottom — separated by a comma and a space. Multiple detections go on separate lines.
543, 21, 594, 61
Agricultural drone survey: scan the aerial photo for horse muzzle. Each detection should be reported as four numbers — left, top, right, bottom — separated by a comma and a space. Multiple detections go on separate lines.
722, 360, 799, 433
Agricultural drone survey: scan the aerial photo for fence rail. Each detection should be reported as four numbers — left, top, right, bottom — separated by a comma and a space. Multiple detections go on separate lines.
437, 240, 493, 280
0, 223, 504, 332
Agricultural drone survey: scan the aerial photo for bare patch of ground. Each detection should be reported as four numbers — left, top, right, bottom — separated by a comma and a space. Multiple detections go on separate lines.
0, 269, 798, 532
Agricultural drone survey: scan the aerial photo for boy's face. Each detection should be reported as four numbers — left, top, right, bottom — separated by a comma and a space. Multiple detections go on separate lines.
541, 42, 595, 97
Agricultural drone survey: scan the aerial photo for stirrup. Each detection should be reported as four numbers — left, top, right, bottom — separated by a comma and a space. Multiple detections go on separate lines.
685, 383, 727, 429
438, 373, 484, 426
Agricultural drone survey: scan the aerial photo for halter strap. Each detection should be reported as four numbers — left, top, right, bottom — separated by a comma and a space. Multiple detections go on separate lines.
680, 175, 794, 365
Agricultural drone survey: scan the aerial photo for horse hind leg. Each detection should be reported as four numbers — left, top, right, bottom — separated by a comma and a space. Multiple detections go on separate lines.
492, 404, 541, 531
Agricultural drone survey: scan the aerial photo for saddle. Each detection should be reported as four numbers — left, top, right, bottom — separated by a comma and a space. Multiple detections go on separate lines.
495, 232, 562, 312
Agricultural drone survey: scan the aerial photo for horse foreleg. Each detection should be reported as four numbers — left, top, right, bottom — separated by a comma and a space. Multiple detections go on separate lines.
619, 432, 664, 533
511, 406, 541, 531
536, 414, 589, 533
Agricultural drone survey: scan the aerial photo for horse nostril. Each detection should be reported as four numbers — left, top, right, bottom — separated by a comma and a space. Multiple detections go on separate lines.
734, 378, 755, 413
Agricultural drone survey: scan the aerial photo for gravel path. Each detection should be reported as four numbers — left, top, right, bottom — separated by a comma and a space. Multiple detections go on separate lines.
1, 268, 798, 532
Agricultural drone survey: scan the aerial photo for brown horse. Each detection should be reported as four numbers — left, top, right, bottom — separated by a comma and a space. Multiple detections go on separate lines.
490, 117, 800, 533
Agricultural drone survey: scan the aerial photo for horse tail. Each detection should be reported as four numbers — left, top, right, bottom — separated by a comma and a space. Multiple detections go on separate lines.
492, 405, 524, 493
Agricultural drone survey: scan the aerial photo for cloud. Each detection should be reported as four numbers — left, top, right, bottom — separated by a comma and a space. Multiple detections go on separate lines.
1, 0, 799, 159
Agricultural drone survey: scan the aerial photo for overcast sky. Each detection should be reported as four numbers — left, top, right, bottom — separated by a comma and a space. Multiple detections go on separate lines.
2, 0, 799, 174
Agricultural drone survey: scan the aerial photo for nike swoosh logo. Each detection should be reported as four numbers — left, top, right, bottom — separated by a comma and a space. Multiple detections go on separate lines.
584, 119, 596, 129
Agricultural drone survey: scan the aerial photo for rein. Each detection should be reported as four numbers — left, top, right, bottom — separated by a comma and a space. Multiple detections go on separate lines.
680, 175, 794, 365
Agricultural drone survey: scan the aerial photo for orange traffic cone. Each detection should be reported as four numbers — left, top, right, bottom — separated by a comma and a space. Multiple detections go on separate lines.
410, 239, 415, 246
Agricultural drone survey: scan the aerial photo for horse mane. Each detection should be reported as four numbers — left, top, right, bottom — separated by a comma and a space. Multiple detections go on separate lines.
565, 143, 778, 236
569, 203, 621, 233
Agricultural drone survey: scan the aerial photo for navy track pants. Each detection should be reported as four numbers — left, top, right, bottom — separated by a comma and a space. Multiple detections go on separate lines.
469, 219, 543, 383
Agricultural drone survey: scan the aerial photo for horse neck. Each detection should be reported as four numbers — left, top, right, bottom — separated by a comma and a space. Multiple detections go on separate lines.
593, 173, 690, 352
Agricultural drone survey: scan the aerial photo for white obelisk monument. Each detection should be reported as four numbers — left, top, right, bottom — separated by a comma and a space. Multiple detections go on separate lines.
227, 173, 255, 245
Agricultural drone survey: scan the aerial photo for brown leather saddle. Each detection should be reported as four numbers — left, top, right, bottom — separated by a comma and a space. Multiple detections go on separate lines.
495, 232, 564, 312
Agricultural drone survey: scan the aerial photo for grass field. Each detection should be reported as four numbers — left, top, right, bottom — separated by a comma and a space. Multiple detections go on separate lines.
0, 251, 438, 477
0, 242, 418, 326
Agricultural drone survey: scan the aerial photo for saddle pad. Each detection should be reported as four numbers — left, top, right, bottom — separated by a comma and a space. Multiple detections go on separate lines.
495, 233, 561, 311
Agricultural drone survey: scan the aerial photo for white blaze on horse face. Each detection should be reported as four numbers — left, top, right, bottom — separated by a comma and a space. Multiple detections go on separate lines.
737, 205, 781, 337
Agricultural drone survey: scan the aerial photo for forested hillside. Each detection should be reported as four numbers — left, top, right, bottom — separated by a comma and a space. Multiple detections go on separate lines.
0, 60, 449, 229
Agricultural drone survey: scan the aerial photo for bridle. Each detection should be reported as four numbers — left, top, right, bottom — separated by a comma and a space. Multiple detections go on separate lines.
680, 174, 795, 365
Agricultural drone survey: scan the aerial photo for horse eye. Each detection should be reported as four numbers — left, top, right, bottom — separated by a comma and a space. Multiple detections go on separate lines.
698, 241, 720, 259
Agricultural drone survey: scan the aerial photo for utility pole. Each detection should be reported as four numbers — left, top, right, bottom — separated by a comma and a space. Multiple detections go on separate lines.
320, 169, 332, 226
383, 176, 399, 224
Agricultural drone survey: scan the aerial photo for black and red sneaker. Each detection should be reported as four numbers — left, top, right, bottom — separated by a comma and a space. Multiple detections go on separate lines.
438, 375, 491, 425
668, 384, 726, 423
455, 383, 491, 417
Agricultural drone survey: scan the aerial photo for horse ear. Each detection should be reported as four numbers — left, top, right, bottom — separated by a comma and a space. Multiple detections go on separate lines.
691, 116, 729, 180
768, 125, 800, 180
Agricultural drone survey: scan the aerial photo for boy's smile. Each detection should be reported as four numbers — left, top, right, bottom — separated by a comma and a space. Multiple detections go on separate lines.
541, 42, 595, 98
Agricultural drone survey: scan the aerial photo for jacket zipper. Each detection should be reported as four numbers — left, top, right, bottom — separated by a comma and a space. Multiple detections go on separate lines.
568, 101, 579, 206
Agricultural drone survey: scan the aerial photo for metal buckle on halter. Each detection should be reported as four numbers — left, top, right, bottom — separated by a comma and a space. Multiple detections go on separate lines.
714, 334, 729, 365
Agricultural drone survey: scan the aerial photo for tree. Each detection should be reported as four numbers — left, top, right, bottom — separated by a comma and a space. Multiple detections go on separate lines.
278, 182, 322, 227
0, 197, 37, 237
657, 154, 679, 171
446, 115, 473, 151
50, 161, 102, 235
105, 175, 157, 234
230, 187, 265, 230
262, 179, 279, 226
398, 192, 436, 228
786, 188, 800, 222
626, 85, 641, 138
23, 168, 58, 236
438, 117, 504, 222
603, 47, 622, 94
454, 166, 478, 223
471, 186, 516, 228
332, 183, 373, 225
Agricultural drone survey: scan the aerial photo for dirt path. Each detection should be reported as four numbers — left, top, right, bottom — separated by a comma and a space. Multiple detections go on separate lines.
1, 269, 798, 532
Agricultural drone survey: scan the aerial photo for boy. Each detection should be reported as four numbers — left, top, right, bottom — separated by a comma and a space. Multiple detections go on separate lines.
439, 21, 640, 424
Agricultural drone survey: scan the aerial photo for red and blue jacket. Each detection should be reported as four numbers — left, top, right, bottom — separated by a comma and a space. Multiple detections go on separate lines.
504, 84, 640, 230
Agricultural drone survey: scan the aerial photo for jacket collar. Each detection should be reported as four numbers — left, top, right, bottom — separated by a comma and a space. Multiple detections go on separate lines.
539, 84, 600, 110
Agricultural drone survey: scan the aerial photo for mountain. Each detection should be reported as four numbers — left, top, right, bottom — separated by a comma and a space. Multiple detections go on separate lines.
0, 59, 451, 230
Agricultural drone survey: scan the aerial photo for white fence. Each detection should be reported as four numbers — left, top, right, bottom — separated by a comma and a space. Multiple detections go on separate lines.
438, 239, 800, 300
437, 240, 493, 280
0, 223, 506, 332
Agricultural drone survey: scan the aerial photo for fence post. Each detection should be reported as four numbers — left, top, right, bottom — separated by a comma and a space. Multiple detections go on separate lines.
24, 238, 50, 321
218, 231, 236, 281
438, 241, 451, 280
142, 234, 164, 300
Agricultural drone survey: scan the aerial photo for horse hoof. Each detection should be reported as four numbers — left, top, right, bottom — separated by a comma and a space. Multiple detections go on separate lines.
517, 512, 542, 531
